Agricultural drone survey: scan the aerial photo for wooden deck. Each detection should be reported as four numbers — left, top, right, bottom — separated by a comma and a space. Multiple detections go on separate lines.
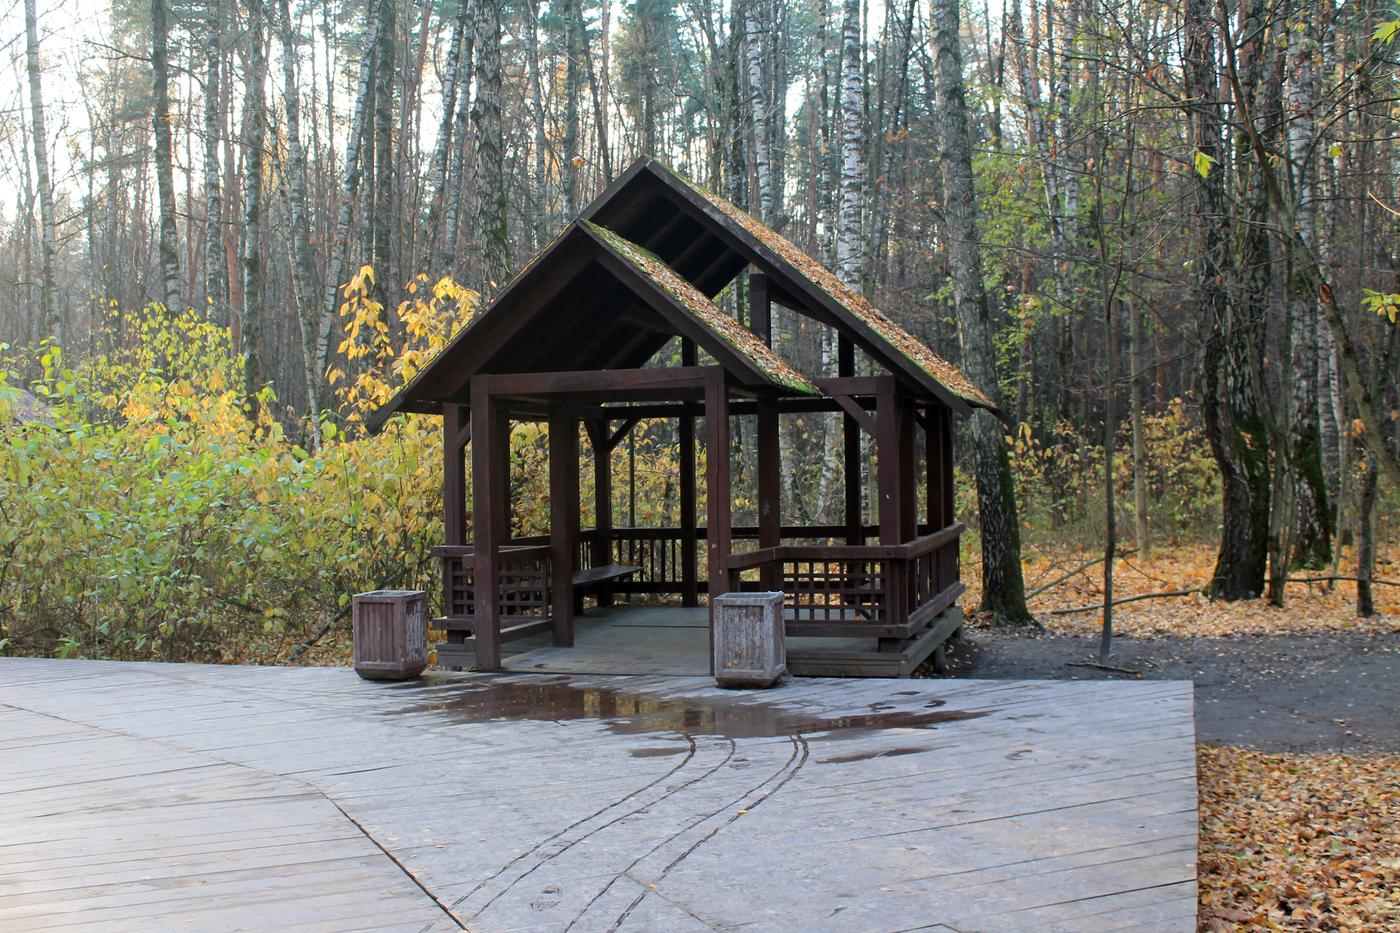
463, 603, 960, 677
0, 657, 1197, 932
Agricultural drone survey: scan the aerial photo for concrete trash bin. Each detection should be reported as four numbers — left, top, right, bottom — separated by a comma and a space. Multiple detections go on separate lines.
353, 590, 428, 680
712, 591, 785, 688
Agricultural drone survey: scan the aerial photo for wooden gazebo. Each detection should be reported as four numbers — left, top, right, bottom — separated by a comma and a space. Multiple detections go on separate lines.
373, 158, 994, 677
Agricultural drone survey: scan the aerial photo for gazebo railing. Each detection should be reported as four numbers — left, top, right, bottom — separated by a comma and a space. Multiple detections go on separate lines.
724, 524, 964, 638
431, 544, 552, 638
509, 524, 884, 596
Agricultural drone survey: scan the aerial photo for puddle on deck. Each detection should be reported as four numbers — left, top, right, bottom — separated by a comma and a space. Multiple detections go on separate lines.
389, 678, 987, 740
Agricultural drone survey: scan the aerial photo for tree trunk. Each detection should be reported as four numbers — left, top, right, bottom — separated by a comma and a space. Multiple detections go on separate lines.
151, 0, 182, 310
424, 0, 470, 260
1285, 12, 1331, 568
241, 0, 267, 398
1129, 297, 1149, 558
743, 1, 774, 223
526, 0, 547, 248
1355, 458, 1379, 618
316, 2, 383, 398
471, 0, 509, 293
562, 0, 580, 217
440, 4, 476, 275
1189, 0, 1270, 600
202, 3, 227, 325
930, 0, 1031, 624
371, 0, 395, 302
834, 0, 864, 288
277, 0, 321, 428
23, 0, 59, 342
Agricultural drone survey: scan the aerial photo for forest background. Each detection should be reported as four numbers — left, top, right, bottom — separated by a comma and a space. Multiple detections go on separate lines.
1, 0, 1397, 662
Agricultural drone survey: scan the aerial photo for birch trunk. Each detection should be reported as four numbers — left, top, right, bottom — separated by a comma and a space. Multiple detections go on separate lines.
240, 0, 267, 398
562, 0, 580, 217
1285, 12, 1331, 568
23, 0, 59, 341
316, 3, 383, 392
277, 0, 321, 426
151, 0, 182, 310
526, 0, 547, 247
834, 0, 864, 288
743, 2, 774, 223
931, 0, 1031, 624
424, 0, 470, 257
202, 4, 227, 325
440, 6, 476, 275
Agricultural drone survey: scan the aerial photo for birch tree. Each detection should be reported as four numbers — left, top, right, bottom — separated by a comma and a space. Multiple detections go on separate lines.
23, 0, 59, 341
241, 0, 267, 397
834, 0, 864, 288
150, 0, 182, 309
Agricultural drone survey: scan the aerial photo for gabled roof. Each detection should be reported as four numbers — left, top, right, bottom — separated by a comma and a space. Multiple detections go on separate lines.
373, 221, 814, 422
582, 159, 994, 412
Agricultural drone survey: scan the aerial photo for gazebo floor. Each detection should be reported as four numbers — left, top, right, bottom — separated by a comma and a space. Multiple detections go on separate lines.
0, 657, 1198, 932
461, 603, 958, 677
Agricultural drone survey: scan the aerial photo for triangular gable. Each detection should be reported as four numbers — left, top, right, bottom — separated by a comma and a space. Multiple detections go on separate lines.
373, 222, 814, 424
582, 159, 994, 413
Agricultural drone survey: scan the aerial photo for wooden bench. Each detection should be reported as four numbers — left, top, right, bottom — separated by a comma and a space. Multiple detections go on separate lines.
572, 564, 640, 612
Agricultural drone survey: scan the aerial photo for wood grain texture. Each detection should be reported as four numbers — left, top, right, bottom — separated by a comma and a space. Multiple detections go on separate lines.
0, 657, 1197, 932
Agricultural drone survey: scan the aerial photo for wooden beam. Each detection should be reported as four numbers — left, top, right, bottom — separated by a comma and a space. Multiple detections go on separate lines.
548, 411, 578, 647
469, 377, 504, 671
830, 393, 879, 436
680, 340, 699, 607
483, 366, 711, 397
705, 369, 732, 668
606, 417, 641, 451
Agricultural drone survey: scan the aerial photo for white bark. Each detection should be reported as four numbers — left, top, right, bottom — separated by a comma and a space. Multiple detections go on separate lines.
834, 0, 864, 288
23, 0, 58, 340
316, 3, 383, 392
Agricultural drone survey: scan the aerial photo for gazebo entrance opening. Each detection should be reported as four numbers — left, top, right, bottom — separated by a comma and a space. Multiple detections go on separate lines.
375, 159, 991, 677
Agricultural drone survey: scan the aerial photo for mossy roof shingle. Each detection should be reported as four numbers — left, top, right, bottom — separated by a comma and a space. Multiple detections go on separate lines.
652, 163, 994, 409
587, 222, 816, 395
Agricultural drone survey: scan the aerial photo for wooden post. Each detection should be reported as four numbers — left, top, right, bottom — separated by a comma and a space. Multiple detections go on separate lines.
705, 370, 732, 666
680, 340, 698, 606
548, 410, 578, 646
876, 385, 911, 545
443, 404, 468, 547
756, 396, 781, 590
750, 269, 771, 346
839, 337, 861, 544
588, 419, 614, 607
925, 405, 954, 531
877, 384, 913, 638
939, 407, 955, 528
470, 377, 504, 671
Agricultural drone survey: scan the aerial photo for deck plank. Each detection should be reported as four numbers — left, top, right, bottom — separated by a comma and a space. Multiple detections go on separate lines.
0, 656, 1196, 931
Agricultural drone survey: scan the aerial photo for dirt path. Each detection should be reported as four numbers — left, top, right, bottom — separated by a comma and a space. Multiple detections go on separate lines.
946, 630, 1400, 753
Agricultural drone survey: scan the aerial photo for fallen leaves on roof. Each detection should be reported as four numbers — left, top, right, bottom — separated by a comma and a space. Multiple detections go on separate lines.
586, 221, 817, 395
658, 164, 994, 409
1198, 744, 1400, 931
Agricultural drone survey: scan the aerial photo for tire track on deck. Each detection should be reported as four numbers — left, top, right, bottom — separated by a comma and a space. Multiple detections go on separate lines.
459, 735, 739, 919
562, 734, 809, 932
